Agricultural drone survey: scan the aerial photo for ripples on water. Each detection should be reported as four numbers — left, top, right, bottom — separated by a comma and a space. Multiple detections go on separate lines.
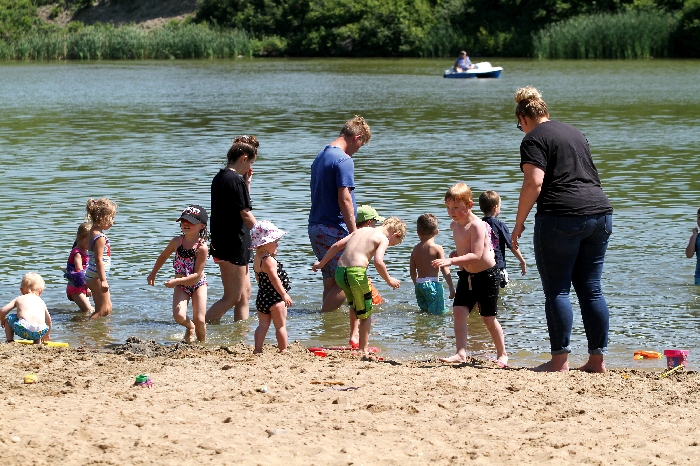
1, 59, 699, 368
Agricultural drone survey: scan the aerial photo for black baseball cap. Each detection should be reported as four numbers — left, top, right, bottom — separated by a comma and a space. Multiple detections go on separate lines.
177, 205, 208, 224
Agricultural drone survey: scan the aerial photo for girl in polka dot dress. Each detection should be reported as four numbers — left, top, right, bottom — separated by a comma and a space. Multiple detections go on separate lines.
251, 220, 292, 354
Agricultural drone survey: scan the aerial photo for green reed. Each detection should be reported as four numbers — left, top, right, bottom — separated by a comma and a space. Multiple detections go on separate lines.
0, 23, 256, 60
416, 25, 466, 58
533, 10, 679, 59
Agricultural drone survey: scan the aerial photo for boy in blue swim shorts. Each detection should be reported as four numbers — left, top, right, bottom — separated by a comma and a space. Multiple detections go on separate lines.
1, 273, 52, 344
410, 213, 455, 314
313, 217, 406, 353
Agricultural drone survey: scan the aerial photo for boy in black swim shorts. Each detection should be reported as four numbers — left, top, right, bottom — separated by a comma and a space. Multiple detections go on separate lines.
431, 183, 508, 367
453, 266, 500, 317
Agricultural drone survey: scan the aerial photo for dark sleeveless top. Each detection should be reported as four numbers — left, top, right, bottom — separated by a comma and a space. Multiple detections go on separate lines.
255, 255, 291, 314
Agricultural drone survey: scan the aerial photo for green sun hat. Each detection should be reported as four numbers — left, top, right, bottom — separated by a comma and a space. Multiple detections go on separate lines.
356, 205, 385, 224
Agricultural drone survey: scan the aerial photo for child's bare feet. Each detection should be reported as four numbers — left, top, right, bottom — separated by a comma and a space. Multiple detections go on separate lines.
439, 354, 467, 363
183, 324, 196, 343
484, 355, 509, 368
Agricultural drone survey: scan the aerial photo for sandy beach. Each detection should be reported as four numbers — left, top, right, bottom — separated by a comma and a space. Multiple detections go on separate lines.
1, 338, 698, 465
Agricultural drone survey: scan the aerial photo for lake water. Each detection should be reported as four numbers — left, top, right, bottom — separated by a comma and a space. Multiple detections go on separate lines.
1, 58, 699, 369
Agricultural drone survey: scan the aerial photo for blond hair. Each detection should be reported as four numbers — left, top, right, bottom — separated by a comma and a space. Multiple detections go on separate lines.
21, 272, 45, 293
445, 183, 473, 207
86, 198, 117, 226
478, 190, 501, 214
381, 216, 406, 243
417, 213, 438, 236
514, 86, 549, 120
73, 222, 92, 248
340, 115, 372, 145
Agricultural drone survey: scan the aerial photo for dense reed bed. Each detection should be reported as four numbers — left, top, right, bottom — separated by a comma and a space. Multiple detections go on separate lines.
532, 10, 679, 59
0, 24, 255, 60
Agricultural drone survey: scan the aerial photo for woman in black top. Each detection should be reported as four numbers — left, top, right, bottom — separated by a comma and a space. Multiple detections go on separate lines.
511, 87, 613, 373
206, 136, 258, 322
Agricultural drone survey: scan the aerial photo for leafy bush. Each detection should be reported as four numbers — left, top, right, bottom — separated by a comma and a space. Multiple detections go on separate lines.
673, 0, 700, 56
197, 0, 436, 56
0, 0, 40, 38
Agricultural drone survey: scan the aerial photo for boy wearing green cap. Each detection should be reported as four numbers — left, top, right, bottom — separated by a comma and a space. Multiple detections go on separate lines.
356, 205, 385, 228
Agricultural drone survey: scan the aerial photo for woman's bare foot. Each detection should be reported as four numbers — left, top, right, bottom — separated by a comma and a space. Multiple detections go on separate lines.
439, 354, 467, 363
578, 355, 606, 373
532, 354, 569, 372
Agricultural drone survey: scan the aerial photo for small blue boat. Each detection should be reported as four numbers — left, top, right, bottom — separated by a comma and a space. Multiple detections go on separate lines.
443, 62, 503, 79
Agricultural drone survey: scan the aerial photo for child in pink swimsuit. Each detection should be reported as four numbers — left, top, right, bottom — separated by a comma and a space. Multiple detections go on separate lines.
148, 205, 209, 343
64, 222, 94, 313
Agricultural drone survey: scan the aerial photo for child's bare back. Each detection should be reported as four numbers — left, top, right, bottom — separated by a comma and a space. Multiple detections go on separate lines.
11, 294, 49, 327
411, 238, 445, 278
337, 227, 388, 268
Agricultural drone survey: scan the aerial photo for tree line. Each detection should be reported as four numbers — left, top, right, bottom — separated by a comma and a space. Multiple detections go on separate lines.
193, 0, 700, 57
1, 0, 699, 58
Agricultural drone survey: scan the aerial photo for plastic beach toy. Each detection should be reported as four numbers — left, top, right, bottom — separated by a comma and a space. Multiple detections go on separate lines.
633, 350, 663, 360
663, 349, 689, 369
24, 373, 38, 384
256, 386, 268, 393
15, 339, 69, 348
134, 374, 152, 387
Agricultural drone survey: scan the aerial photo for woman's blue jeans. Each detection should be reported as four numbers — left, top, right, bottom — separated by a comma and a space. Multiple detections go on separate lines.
533, 212, 612, 355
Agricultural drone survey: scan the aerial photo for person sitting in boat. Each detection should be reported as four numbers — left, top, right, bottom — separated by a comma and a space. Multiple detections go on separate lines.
453, 51, 473, 72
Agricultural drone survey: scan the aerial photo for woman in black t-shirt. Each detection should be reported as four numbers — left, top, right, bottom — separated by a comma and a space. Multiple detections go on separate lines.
511, 87, 613, 373
206, 136, 258, 322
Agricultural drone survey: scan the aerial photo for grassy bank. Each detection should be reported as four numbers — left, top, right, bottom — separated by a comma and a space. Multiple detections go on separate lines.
533, 10, 679, 59
0, 23, 256, 60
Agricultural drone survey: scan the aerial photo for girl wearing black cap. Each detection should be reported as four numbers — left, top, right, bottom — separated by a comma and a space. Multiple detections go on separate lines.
147, 205, 209, 343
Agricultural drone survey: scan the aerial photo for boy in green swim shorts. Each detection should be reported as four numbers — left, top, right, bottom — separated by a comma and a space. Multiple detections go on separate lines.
312, 217, 406, 353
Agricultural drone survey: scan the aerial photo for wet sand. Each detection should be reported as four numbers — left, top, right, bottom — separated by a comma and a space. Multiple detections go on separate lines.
1, 338, 698, 465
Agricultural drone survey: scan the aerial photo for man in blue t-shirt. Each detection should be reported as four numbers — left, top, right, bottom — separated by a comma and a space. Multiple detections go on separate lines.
308, 116, 372, 344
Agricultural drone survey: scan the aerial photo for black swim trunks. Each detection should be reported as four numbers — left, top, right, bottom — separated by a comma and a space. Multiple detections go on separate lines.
453, 266, 500, 317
